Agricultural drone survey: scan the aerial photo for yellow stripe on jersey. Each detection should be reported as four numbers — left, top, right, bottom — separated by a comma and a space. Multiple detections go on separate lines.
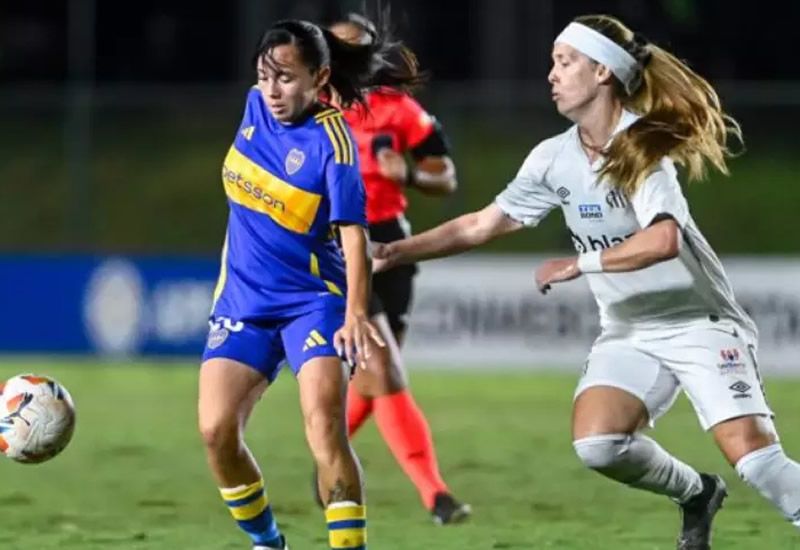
314, 108, 339, 121
211, 232, 229, 309
310, 330, 327, 345
222, 145, 322, 234
332, 116, 354, 165
322, 119, 344, 164
309, 253, 344, 296
320, 114, 354, 165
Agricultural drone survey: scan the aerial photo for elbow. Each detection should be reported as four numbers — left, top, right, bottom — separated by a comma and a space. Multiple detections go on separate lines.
655, 224, 681, 261
663, 241, 680, 261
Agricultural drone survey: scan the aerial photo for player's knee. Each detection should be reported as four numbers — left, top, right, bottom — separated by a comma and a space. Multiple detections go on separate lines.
573, 433, 631, 472
198, 415, 240, 455
714, 415, 779, 465
304, 407, 346, 465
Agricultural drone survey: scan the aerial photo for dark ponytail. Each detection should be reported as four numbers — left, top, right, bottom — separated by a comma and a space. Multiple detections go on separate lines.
253, 13, 424, 108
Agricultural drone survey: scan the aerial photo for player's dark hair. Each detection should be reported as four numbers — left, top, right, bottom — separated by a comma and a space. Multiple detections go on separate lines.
254, 16, 423, 108
574, 14, 743, 196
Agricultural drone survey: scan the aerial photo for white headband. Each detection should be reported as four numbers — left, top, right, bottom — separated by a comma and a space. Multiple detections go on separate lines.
555, 22, 638, 90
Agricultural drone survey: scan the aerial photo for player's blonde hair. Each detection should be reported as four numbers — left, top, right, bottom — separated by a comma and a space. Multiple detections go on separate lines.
574, 14, 742, 197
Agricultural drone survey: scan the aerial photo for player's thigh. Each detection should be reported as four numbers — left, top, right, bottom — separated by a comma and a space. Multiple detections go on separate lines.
199, 318, 285, 430
573, 336, 680, 439
350, 312, 407, 396
198, 358, 269, 432
662, 324, 773, 433
281, 307, 351, 439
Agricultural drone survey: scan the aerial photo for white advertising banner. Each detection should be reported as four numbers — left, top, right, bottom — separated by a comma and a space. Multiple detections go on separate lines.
403, 255, 800, 374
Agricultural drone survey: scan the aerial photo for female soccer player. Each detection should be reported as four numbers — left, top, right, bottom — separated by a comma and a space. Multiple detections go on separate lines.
198, 19, 418, 550
373, 14, 800, 549
327, 14, 470, 524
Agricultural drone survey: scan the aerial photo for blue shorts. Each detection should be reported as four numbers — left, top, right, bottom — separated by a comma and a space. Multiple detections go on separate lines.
201, 306, 344, 382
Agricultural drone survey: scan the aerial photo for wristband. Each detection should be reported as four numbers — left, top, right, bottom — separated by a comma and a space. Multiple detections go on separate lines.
577, 250, 603, 273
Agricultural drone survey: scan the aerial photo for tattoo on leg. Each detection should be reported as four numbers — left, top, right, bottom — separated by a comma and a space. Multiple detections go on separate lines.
327, 477, 360, 504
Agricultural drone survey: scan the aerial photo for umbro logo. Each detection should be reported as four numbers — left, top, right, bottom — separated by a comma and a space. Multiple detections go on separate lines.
556, 186, 571, 204
729, 380, 752, 399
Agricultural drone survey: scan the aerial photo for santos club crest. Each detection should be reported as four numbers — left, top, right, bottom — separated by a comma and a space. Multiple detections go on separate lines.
285, 148, 305, 175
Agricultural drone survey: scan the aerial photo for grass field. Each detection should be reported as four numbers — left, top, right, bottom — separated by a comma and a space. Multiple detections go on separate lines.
1, 360, 799, 549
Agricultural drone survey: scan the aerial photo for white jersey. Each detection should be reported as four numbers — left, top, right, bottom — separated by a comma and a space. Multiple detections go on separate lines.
495, 109, 756, 337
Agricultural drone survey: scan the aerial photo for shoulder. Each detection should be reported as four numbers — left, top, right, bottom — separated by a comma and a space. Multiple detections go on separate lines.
368, 89, 427, 120
369, 87, 411, 107
312, 108, 356, 167
244, 85, 261, 107
534, 129, 573, 158
519, 129, 573, 178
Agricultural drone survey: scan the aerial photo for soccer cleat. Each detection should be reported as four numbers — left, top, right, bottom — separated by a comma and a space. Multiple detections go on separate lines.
676, 473, 727, 550
431, 492, 472, 525
253, 535, 288, 550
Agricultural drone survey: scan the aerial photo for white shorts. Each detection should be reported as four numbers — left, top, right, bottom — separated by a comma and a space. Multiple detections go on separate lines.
574, 320, 773, 430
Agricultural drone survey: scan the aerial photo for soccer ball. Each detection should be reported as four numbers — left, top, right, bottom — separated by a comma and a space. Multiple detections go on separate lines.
0, 374, 76, 464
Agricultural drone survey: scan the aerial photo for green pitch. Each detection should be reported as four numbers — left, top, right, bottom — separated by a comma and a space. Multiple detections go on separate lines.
0, 360, 798, 549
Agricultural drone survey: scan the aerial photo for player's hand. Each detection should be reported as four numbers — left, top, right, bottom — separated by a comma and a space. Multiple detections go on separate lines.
535, 257, 581, 294
371, 242, 398, 273
376, 149, 408, 185
334, 313, 386, 372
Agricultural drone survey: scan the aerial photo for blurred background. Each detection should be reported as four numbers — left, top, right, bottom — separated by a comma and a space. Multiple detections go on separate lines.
1, 0, 799, 366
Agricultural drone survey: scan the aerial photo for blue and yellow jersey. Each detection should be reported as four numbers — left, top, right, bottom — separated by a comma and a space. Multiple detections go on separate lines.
211, 87, 366, 320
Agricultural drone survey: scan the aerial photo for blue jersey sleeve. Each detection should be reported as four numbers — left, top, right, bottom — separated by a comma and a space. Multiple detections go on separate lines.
325, 155, 367, 226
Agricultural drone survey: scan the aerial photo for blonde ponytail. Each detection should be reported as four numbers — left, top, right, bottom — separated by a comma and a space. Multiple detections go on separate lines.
575, 15, 743, 196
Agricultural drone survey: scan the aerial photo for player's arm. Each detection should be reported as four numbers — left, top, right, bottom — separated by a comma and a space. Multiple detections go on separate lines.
324, 141, 385, 367
373, 203, 521, 270
378, 96, 458, 196
535, 165, 688, 293
535, 218, 680, 293
338, 223, 372, 317
404, 121, 457, 196
376, 149, 457, 197
598, 216, 680, 271
336, 223, 385, 367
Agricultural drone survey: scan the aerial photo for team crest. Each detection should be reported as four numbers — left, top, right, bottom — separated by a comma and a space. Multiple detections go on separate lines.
285, 148, 305, 175
207, 327, 229, 350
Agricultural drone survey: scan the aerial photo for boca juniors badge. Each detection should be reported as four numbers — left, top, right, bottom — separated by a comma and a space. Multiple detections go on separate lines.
207, 327, 229, 350
285, 148, 305, 175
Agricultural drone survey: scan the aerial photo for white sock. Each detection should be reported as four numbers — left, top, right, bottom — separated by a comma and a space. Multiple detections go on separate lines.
574, 433, 703, 503
736, 443, 800, 527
